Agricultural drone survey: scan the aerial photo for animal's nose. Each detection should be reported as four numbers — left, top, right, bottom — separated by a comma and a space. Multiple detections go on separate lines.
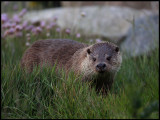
96, 63, 106, 73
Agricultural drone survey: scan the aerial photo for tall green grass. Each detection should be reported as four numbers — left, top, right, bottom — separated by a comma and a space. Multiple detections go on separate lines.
1, 30, 159, 119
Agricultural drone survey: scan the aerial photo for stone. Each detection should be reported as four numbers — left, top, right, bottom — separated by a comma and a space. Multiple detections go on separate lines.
61, 2, 152, 10
23, 6, 153, 43
120, 14, 159, 57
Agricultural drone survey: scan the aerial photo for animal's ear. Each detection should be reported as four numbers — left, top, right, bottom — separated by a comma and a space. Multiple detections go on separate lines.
87, 48, 91, 54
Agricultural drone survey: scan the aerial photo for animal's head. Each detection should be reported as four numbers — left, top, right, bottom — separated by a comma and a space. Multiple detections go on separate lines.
81, 42, 122, 76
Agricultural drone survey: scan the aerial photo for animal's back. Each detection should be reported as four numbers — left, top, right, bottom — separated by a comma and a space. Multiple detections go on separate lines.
21, 39, 87, 72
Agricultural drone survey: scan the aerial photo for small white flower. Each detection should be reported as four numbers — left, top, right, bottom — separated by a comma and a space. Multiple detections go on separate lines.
26, 33, 30, 37
26, 42, 30, 46
81, 11, 86, 17
46, 32, 50, 37
89, 39, 93, 43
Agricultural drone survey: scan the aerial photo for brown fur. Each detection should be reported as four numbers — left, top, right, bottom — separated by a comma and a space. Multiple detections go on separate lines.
21, 39, 122, 95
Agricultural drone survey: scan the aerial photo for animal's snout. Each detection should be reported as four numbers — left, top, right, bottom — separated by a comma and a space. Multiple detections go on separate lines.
96, 63, 106, 73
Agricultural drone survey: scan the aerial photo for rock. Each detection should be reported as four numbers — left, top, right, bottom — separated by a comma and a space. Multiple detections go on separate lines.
150, 1, 159, 14
23, 6, 153, 43
62, 1, 152, 10
120, 14, 159, 57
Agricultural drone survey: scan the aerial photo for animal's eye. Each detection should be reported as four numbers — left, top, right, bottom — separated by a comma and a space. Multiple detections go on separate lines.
87, 49, 91, 54
106, 56, 111, 61
92, 57, 96, 62
115, 47, 119, 52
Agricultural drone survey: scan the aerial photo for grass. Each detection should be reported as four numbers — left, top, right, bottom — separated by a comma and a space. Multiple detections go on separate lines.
1, 29, 159, 119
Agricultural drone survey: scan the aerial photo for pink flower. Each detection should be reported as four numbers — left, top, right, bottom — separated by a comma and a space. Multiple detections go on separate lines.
1, 13, 8, 23
4, 28, 15, 36
3, 22, 16, 29
25, 25, 34, 31
76, 33, 81, 38
96, 38, 102, 43
36, 27, 42, 33
2, 22, 11, 29
19, 8, 27, 17
15, 25, 23, 31
56, 27, 61, 32
8, 28, 15, 34
13, 15, 21, 23
32, 27, 42, 35
40, 21, 46, 28
65, 28, 71, 34
46, 22, 56, 30
31, 28, 36, 33
22, 21, 28, 28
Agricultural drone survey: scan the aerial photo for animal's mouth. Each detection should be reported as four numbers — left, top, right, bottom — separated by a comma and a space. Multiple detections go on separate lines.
95, 68, 107, 74
95, 69, 111, 76
97, 70, 105, 74
95, 69, 107, 75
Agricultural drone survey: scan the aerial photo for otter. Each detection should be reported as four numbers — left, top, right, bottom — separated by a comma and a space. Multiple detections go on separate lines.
21, 39, 122, 95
